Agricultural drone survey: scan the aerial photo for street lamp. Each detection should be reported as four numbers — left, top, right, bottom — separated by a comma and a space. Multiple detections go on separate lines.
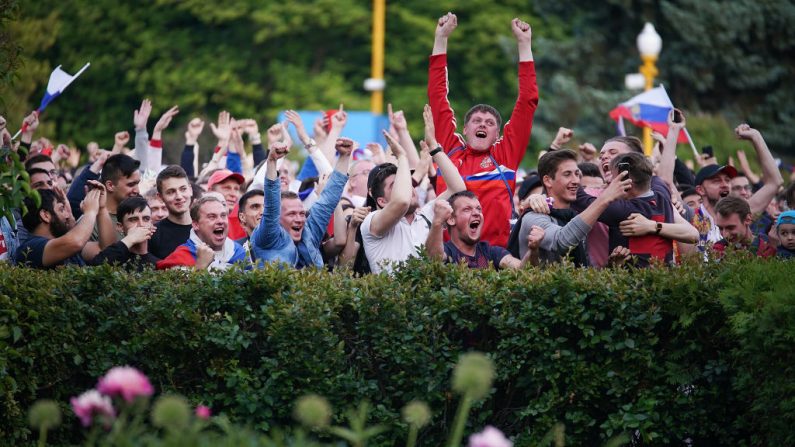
636, 22, 662, 155
365, 0, 386, 115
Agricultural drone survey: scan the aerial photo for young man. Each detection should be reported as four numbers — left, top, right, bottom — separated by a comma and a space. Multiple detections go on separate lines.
249, 137, 351, 269
144, 188, 169, 224
90, 196, 158, 270
157, 195, 246, 270
428, 13, 538, 247
712, 196, 776, 258
149, 165, 194, 259
236, 189, 265, 245
360, 105, 467, 274
206, 169, 246, 240
427, 191, 545, 270
15, 184, 110, 268
514, 150, 632, 266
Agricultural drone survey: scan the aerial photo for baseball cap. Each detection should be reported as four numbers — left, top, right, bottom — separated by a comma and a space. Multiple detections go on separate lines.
517, 174, 542, 201
694, 165, 738, 186
207, 169, 245, 190
777, 210, 795, 226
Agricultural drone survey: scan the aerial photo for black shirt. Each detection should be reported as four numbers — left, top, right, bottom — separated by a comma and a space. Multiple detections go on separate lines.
90, 240, 159, 271
149, 218, 192, 259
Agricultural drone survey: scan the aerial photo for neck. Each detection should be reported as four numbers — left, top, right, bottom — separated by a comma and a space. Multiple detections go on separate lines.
169, 211, 192, 225
451, 235, 476, 256
703, 200, 717, 217
549, 192, 571, 209
33, 226, 54, 239
107, 197, 120, 214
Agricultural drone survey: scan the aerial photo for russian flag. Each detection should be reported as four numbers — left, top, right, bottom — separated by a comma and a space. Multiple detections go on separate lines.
38, 63, 91, 112
609, 85, 689, 143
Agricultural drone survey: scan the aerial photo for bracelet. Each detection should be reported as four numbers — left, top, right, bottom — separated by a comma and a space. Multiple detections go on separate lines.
655, 222, 663, 235
429, 146, 443, 157
303, 138, 317, 150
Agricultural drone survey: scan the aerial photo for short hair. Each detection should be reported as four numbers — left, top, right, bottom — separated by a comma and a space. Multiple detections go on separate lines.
538, 149, 578, 180
280, 191, 300, 201
117, 196, 150, 222
578, 162, 603, 179
156, 165, 189, 194
21, 189, 60, 231
464, 104, 502, 129
604, 136, 644, 154
24, 154, 54, 171
369, 163, 398, 205
447, 190, 478, 211
715, 196, 751, 221
100, 154, 140, 184
189, 194, 225, 221
26, 167, 51, 178
610, 152, 653, 190
190, 182, 203, 202
143, 188, 160, 201
239, 189, 264, 211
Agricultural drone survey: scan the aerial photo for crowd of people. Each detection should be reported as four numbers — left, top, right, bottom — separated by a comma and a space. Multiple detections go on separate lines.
1, 12, 794, 274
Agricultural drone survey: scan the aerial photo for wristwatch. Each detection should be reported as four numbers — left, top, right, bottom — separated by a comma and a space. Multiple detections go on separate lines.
655, 222, 663, 235
303, 138, 317, 150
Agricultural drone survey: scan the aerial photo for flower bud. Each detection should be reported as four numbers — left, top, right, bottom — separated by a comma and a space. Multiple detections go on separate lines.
401, 400, 431, 428
151, 395, 190, 431
293, 394, 332, 429
452, 352, 495, 400
29, 400, 62, 430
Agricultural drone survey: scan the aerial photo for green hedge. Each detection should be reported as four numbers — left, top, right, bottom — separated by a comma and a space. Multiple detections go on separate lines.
1, 257, 793, 446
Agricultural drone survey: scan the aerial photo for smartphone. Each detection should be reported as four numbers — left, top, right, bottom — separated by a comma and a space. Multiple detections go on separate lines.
702, 145, 714, 158
617, 162, 631, 174
673, 109, 684, 123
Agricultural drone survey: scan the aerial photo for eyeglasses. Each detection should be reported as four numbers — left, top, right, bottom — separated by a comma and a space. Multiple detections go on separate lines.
731, 185, 752, 192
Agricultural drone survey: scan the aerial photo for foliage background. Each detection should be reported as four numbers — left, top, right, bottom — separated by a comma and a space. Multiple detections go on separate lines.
1, 0, 794, 168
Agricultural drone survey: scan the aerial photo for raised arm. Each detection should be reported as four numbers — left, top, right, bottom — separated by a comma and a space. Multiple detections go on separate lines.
426, 199, 453, 261
286, 110, 333, 176
42, 189, 101, 266
428, 13, 465, 151
367, 131, 412, 237
388, 104, 420, 169
20, 111, 39, 146
252, 141, 291, 250
424, 104, 466, 200
735, 124, 784, 215
658, 109, 686, 193
133, 99, 152, 171
181, 118, 204, 179
317, 105, 347, 164
150, 105, 179, 173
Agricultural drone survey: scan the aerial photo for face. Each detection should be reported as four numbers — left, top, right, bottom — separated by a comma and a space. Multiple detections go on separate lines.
118, 206, 152, 235
580, 175, 605, 190
158, 177, 193, 216
715, 212, 751, 244
212, 178, 241, 210
239, 195, 264, 234
278, 166, 293, 191
280, 198, 306, 242
599, 141, 633, 182
46, 200, 75, 237
448, 196, 483, 245
30, 160, 57, 181
349, 161, 374, 197
192, 201, 228, 251
146, 197, 168, 224
778, 223, 795, 250
30, 172, 54, 190
730, 176, 752, 200
87, 142, 100, 161
683, 193, 703, 210
463, 111, 500, 151
544, 160, 581, 205
697, 174, 731, 206
376, 174, 417, 214
107, 171, 141, 203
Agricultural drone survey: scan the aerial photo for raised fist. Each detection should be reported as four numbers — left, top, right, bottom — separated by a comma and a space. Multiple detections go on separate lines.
433, 199, 453, 225
511, 18, 532, 44
436, 12, 458, 39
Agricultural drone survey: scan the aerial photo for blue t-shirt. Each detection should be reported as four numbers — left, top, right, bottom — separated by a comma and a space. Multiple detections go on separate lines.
14, 235, 86, 269
443, 240, 509, 270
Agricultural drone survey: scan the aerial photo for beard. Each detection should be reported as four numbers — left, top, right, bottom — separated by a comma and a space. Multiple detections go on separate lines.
50, 215, 71, 237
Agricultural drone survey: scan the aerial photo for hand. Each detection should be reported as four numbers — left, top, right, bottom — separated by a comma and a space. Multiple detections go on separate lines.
367, 142, 386, 165
312, 116, 328, 141
382, 129, 405, 159
210, 111, 232, 145
85, 180, 108, 210
550, 127, 573, 150
578, 142, 597, 161
67, 145, 81, 168
153, 105, 180, 134
195, 242, 215, 270
435, 12, 457, 39
268, 140, 290, 161
388, 104, 407, 132
697, 153, 717, 168
667, 108, 686, 131
335, 137, 354, 157
672, 196, 687, 217
511, 17, 532, 44
619, 213, 655, 237
422, 104, 438, 148
81, 188, 102, 216
133, 99, 152, 131
266, 122, 285, 146
52, 144, 70, 165
123, 225, 156, 246
607, 246, 631, 267
237, 118, 259, 137
228, 125, 244, 155
331, 104, 347, 131
526, 225, 545, 250
22, 111, 39, 134
348, 206, 371, 228
736, 149, 750, 166
601, 170, 632, 202
285, 110, 310, 144
735, 123, 761, 141
314, 172, 330, 195
90, 150, 111, 174
185, 117, 205, 144
113, 131, 130, 152
651, 131, 666, 147
433, 199, 453, 226
521, 193, 550, 215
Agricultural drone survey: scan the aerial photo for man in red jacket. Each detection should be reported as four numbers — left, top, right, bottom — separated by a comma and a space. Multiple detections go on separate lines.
428, 12, 539, 248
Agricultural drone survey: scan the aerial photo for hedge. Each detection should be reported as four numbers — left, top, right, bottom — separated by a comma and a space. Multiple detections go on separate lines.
0, 256, 793, 446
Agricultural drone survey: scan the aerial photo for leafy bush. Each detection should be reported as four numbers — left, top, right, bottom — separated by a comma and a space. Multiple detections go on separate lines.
0, 256, 792, 446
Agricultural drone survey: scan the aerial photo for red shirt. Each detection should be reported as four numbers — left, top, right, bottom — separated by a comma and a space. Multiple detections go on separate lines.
428, 54, 538, 247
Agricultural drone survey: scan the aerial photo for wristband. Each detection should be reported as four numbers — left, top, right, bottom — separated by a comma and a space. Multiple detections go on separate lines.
429, 146, 443, 157
655, 222, 663, 235
304, 138, 317, 150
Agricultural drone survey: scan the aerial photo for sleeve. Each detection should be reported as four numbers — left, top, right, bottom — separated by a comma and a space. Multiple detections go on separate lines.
571, 187, 633, 226
67, 165, 100, 220
180, 144, 195, 179
147, 139, 163, 173
518, 213, 591, 258
226, 151, 243, 175
14, 238, 47, 267
491, 61, 539, 169
488, 244, 511, 266
427, 54, 466, 152
252, 143, 267, 167
89, 241, 131, 266
442, 241, 456, 264
306, 171, 347, 243
251, 177, 288, 250
133, 128, 149, 173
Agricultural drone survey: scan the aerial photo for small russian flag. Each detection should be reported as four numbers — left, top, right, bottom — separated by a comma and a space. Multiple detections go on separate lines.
38, 63, 91, 112
609, 85, 689, 143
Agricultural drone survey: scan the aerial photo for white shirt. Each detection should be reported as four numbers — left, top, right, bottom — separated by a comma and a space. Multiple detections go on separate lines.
360, 200, 436, 274
699, 204, 722, 244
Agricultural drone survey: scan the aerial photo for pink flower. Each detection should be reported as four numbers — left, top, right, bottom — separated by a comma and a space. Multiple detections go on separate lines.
70, 389, 116, 427
97, 366, 154, 402
469, 426, 513, 447
195, 405, 211, 420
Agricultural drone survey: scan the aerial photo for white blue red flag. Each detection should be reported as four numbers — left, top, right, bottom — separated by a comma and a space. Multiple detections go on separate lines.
37, 63, 91, 112
609, 85, 688, 143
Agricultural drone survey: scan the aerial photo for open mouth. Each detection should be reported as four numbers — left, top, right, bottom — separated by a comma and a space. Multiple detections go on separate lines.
469, 220, 481, 230
212, 227, 225, 237
719, 191, 730, 198
601, 162, 610, 174
475, 130, 487, 138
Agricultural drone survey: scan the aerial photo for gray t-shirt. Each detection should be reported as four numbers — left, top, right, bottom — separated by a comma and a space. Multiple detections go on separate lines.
518, 211, 591, 263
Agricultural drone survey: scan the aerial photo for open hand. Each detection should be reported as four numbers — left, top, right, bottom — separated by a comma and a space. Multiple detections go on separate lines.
619, 213, 654, 237
331, 104, 347, 131
133, 99, 152, 131
185, 117, 205, 144
422, 104, 438, 148
382, 129, 405, 158
210, 111, 232, 144
154, 105, 180, 134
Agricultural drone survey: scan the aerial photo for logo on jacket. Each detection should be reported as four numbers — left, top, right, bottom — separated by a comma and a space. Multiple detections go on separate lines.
480, 157, 493, 169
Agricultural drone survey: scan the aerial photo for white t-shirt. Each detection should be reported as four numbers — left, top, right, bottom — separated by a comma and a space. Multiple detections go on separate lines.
360, 200, 436, 274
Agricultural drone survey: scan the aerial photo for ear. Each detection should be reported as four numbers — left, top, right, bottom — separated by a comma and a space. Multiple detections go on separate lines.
743, 213, 753, 226
104, 179, 115, 193
695, 185, 705, 196
376, 196, 387, 209
542, 175, 553, 190
39, 209, 52, 225
192, 221, 199, 232
446, 214, 456, 227
116, 221, 124, 233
